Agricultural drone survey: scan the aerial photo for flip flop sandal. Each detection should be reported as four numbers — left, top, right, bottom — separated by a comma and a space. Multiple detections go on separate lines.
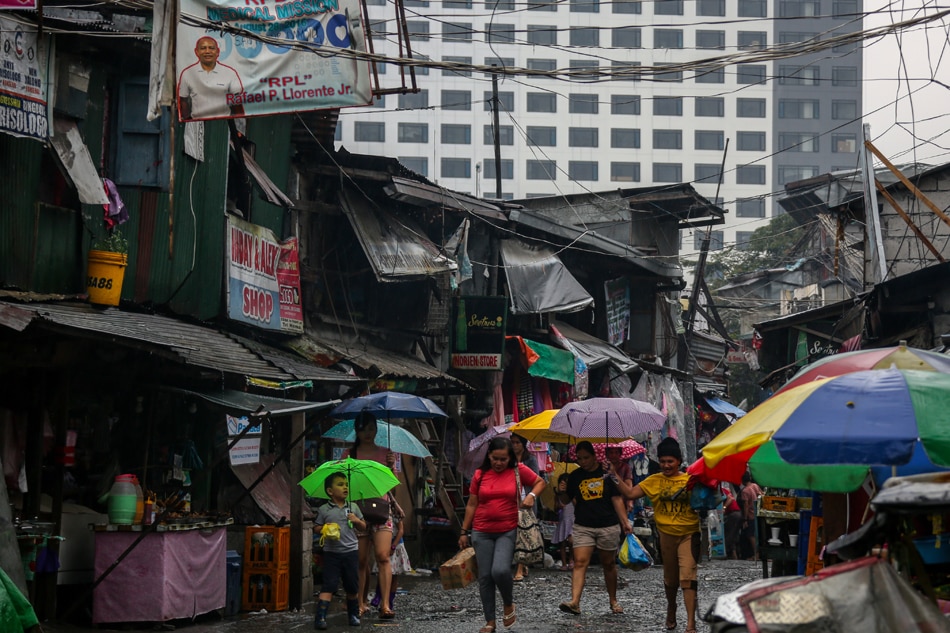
610, 602, 625, 614
503, 606, 516, 628
478, 625, 496, 633
559, 602, 581, 616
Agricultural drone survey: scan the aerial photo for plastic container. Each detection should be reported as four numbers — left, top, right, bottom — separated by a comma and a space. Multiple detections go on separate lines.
132, 476, 144, 524
244, 526, 291, 570
107, 474, 138, 525
86, 250, 127, 306
914, 536, 950, 565
242, 569, 289, 612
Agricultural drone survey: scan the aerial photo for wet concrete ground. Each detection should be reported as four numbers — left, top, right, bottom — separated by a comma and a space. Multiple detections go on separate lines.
42, 559, 764, 633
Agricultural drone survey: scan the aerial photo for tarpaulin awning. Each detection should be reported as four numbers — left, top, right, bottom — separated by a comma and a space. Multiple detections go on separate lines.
339, 181, 457, 282
550, 320, 638, 373
704, 396, 746, 419
499, 239, 593, 315
508, 336, 575, 384
386, 176, 507, 221
162, 387, 338, 417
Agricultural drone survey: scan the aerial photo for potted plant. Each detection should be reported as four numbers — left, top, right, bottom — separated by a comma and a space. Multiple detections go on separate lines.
87, 230, 129, 306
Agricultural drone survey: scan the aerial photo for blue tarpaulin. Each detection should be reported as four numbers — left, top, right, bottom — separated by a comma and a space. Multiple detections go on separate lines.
705, 397, 746, 419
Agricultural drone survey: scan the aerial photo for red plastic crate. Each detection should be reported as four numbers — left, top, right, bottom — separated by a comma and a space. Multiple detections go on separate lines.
244, 526, 290, 570
242, 568, 289, 612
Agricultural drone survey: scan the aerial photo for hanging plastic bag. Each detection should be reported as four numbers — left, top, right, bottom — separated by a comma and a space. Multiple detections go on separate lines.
617, 533, 653, 571
319, 522, 341, 547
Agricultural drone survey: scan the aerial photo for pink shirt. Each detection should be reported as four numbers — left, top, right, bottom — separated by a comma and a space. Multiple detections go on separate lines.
470, 464, 539, 533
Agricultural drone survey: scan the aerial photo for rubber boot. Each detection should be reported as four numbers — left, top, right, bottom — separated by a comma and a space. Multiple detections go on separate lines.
347, 598, 361, 626
314, 599, 330, 630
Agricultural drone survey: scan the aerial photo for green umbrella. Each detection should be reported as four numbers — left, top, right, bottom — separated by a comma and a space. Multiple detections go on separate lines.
298, 457, 399, 500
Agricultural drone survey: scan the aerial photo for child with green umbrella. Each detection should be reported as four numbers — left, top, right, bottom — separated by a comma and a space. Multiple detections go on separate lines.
312, 471, 366, 629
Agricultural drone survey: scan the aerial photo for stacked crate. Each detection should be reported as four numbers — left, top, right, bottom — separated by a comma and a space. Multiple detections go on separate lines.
242, 526, 290, 612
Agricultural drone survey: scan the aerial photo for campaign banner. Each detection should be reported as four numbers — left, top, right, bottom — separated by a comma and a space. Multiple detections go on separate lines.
176, 0, 372, 122
451, 296, 507, 370
0, 0, 37, 9
226, 215, 304, 333
0, 16, 49, 140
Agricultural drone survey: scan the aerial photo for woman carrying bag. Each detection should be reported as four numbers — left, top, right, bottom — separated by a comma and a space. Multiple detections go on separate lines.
459, 437, 546, 633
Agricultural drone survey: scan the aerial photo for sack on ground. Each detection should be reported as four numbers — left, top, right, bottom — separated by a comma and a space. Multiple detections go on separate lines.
514, 509, 544, 565
357, 497, 391, 524
617, 533, 653, 571
440, 547, 478, 590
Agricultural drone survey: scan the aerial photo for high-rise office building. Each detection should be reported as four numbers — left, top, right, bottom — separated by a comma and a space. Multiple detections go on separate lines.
336, 0, 863, 260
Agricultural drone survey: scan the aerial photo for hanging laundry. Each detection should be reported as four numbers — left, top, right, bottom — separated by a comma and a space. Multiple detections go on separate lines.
102, 178, 129, 229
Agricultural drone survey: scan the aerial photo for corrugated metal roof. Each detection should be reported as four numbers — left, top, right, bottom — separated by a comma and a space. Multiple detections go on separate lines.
289, 334, 467, 385
233, 334, 361, 383
507, 208, 683, 279
0, 301, 354, 382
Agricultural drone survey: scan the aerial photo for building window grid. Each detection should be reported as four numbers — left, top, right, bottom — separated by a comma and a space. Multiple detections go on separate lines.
695, 67, 725, 84
398, 122, 429, 143
484, 159, 514, 179
695, 97, 725, 117
736, 164, 766, 184
612, 27, 642, 48
483, 91, 514, 112
443, 23, 473, 42
697, 0, 725, 16
654, 96, 683, 116
737, 98, 766, 118
737, 197, 765, 217
695, 130, 724, 150
833, 66, 859, 86
779, 65, 821, 86
483, 125, 514, 145
653, 129, 683, 149
611, 95, 641, 114
442, 56, 472, 77
695, 163, 722, 183
441, 90, 472, 111
654, 0, 684, 14
611, 162, 641, 181
654, 29, 684, 49
441, 158, 472, 178
441, 124, 471, 144
355, 121, 385, 142
610, 128, 641, 148
613, 0, 642, 13
527, 159, 558, 180
570, 0, 600, 12
696, 30, 726, 49
779, 132, 820, 152
569, 93, 599, 114
737, 131, 766, 151
694, 230, 724, 250
526, 126, 557, 146
738, 31, 767, 49
527, 92, 557, 112
527, 25, 558, 45
569, 127, 599, 147
569, 161, 599, 181
833, 133, 857, 153
570, 27, 600, 46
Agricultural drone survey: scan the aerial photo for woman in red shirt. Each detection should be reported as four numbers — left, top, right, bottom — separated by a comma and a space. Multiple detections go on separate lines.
459, 437, 546, 633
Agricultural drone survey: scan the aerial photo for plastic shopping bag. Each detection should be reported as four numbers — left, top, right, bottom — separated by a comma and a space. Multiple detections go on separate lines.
617, 533, 653, 571
319, 522, 341, 547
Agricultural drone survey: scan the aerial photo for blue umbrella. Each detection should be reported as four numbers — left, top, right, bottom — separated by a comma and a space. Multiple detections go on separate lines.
323, 419, 432, 458
330, 391, 448, 419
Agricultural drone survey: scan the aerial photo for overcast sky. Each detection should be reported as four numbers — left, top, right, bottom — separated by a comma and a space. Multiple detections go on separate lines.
864, 1, 950, 166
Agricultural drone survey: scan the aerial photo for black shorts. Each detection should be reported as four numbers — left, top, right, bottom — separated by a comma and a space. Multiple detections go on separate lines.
321, 550, 360, 595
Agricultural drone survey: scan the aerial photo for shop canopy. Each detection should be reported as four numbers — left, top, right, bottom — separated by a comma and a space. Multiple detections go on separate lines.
163, 387, 338, 418
550, 320, 638, 373
499, 239, 594, 315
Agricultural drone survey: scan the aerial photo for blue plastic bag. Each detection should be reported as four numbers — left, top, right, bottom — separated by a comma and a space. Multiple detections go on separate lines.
617, 533, 653, 571
689, 482, 722, 513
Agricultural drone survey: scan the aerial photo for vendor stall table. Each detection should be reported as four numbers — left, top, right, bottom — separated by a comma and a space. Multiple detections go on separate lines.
92, 523, 229, 624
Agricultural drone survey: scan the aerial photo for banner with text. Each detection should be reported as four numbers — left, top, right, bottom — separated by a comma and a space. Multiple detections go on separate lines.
0, 17, 49, 140
227, 215, 304, 333
451, 296, 507, 370
176, 0, 372, 121
226, 415, 261, 465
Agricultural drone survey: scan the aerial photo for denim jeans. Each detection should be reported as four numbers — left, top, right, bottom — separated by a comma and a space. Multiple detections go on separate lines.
471, 528, 516, 623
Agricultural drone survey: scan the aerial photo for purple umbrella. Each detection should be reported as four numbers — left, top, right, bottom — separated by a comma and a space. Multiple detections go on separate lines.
549, 397, 666, 441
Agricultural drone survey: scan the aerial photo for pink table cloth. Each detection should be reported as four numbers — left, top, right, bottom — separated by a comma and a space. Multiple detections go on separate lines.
93, 527, 225, 624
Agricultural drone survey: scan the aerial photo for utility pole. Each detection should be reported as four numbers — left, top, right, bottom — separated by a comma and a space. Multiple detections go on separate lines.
491, 67, 503, 200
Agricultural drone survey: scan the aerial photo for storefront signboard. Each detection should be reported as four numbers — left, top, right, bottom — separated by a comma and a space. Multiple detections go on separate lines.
226, 215, 304, 333
451, 296, 507, 370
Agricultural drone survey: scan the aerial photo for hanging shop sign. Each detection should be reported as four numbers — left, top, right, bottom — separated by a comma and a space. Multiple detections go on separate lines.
226, 415, 261, 465
176, 0, 372, 122
0, 16, 49, 139
604, 277, 631, 346
451, 296, 507, 370
226, 215, 304, 333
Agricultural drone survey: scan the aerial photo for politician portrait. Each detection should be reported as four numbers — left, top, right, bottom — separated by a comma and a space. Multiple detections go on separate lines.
177, 36, 245, 120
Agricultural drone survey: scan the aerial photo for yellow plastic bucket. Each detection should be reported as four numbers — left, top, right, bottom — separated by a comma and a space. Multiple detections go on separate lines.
86, 250, 128, 306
